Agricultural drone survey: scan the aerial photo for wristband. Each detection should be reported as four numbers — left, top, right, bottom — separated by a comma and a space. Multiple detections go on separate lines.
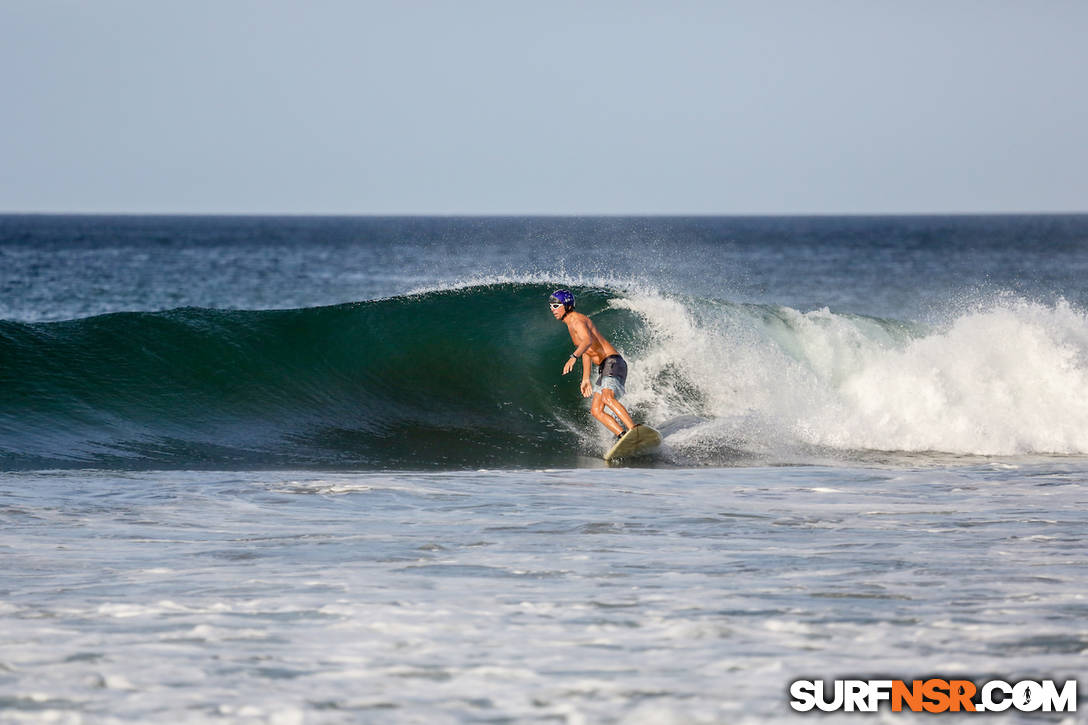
570, 354, 579, 360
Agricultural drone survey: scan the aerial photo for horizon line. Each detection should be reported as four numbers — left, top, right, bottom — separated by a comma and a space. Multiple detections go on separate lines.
3, 210, 1088, 219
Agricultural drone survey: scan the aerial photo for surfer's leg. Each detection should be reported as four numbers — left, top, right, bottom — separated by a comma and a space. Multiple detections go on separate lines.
591, 393, 625, 436
600, 389, 636, 431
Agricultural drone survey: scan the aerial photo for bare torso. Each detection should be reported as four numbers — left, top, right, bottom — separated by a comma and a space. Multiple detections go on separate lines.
563, 311, 618, 365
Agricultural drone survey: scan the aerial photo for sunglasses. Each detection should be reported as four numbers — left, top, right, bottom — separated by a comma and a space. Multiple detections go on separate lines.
549, 303, 564, 310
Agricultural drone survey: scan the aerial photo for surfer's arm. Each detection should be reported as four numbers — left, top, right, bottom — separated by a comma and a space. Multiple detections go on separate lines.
579, 354, 592, 398
563, 346, 589, 375
562, 320, 594, 375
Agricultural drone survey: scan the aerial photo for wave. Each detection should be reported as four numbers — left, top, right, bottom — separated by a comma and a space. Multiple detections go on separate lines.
620, 293, 1088, 461
4, 283, 1088, 469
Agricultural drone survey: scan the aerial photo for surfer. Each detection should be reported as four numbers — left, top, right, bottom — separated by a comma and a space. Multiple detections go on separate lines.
550, 289, 638, 438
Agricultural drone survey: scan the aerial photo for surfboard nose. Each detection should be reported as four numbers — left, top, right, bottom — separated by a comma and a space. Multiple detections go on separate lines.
603, 424, 663, 461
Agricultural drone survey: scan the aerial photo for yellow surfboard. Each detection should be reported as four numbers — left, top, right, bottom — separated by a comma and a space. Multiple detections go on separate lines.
603, 424, 662, 462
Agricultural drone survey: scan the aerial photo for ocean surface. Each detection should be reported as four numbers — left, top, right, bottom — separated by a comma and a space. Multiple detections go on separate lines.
1, 214, 1086, 723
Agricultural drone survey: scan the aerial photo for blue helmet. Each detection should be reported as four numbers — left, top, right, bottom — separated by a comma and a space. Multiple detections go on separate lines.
549, 289, 575, 311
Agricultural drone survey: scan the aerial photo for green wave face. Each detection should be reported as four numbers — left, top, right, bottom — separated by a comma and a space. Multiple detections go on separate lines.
0, 284, 640, 469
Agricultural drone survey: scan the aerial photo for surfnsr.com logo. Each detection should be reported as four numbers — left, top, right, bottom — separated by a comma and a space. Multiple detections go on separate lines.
789, 679, 1078, 713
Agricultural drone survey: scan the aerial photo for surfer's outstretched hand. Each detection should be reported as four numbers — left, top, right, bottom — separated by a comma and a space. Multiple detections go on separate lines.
563, 357, 576, 375
580, 380, 592, 398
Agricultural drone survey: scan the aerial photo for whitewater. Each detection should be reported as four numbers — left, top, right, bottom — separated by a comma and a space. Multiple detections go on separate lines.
1, 215, 1086, 723
619, 291, 1088, 458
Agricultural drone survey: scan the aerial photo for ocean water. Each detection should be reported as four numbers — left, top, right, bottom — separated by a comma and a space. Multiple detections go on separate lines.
1, 215, 1086, 723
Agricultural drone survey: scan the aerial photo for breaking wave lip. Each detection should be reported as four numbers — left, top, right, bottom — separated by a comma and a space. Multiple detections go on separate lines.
403, 270, 666, 300
2, 280, 1088, 471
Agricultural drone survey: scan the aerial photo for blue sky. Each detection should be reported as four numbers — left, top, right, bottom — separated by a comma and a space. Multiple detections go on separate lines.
2, 0, 1086, 214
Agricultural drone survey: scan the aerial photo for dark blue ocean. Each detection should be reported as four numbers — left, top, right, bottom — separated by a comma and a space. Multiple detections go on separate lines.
1, 215, 1086, 722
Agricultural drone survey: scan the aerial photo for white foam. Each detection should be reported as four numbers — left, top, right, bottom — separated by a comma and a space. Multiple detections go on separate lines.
620, 293, 1088, 456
